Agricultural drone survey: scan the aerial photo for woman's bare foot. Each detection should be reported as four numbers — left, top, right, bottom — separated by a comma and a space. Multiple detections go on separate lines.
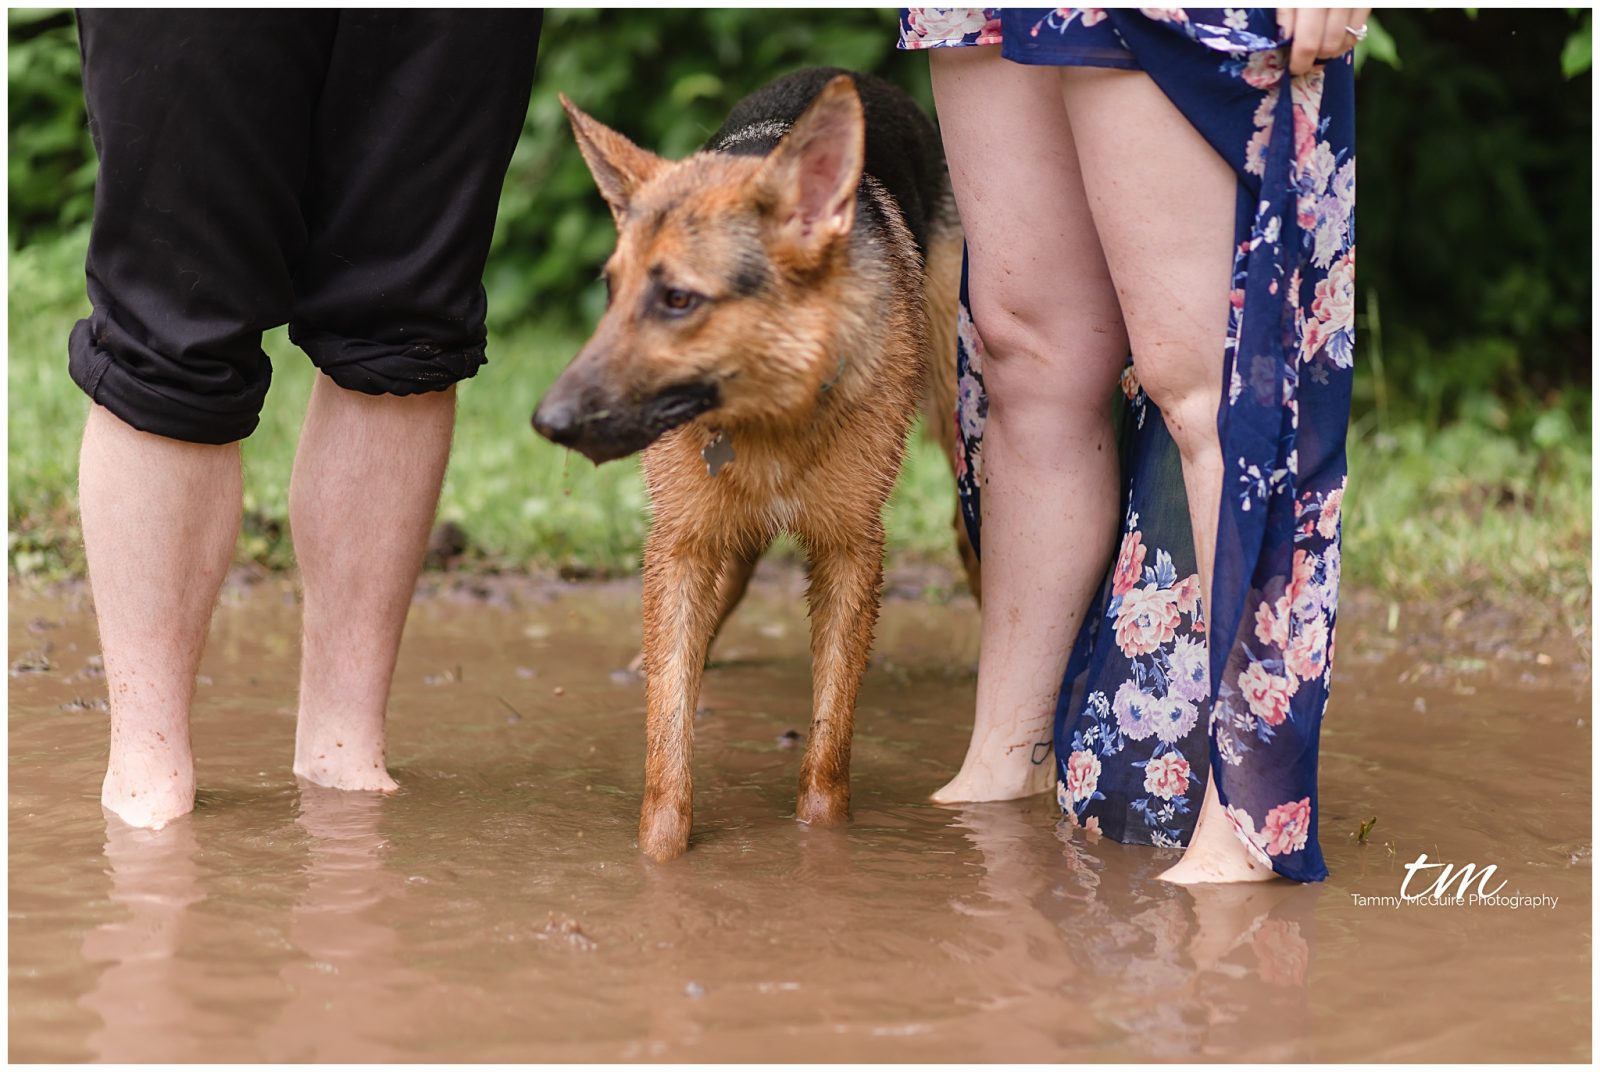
1158, 773, 1280, 885
931, 730, 1057, 803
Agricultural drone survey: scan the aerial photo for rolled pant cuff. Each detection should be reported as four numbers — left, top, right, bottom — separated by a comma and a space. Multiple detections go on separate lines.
294, 331, 488, 396
68, 320, 267, 445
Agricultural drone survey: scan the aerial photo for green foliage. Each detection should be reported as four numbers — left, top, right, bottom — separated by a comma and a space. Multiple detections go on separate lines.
1355, 9, 1591, 422
1562, 10, 1592, 77
1353, 14, 1400, 72
7, 9, 93, 248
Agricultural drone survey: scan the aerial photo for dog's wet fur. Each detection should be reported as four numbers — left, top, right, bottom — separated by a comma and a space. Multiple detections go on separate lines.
534, 68, 977, 861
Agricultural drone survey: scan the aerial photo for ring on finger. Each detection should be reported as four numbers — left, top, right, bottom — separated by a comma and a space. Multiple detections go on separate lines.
1345, 23, 1369, 41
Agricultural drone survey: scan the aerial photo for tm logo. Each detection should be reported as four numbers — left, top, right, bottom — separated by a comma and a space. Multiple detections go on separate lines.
1400, 854, 1507, 901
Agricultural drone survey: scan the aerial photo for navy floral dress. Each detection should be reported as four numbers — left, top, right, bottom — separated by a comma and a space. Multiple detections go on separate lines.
900, 9, 1354, 882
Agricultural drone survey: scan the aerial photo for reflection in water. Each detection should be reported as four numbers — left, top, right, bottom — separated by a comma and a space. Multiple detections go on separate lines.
953, 803, 1315, 1061
79, 790, 425, 1063
946, 804, 1078, 1008
79, 818, 209, 1061
260, 786, 419, 1062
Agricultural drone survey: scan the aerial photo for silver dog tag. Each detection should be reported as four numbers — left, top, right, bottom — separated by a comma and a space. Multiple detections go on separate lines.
702, 431, 735, 477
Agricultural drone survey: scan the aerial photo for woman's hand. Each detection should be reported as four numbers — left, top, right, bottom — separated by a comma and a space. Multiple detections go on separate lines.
1278, 8, 1373, 76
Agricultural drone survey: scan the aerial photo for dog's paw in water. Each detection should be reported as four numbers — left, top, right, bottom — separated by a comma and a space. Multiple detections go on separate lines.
796, 782, 850, 827
637, 798, 692, 862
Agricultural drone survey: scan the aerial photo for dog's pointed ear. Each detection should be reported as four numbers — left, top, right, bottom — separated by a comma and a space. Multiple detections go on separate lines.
750, 76, 865, 264
561, 93, 665, 222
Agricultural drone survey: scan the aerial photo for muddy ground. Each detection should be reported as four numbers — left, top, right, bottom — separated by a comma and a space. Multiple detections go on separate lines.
8, 563, 1592, 1061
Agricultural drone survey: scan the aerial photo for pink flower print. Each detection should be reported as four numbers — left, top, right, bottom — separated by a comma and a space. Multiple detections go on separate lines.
1238, 661, 1298, 726
1173, 573, 1202, 617
1290, 67, 1326, 170
1285, 614, 1329, 681
1305, 248, 1356, 365
1287, 549, 1321, 621
1317, 481, 1345, 540
1120, 363, 1143, 401
1114, 584, 1181, 657
906, 8, 995, 45
1142, 751, 1192, 801
1065, 749, 1102, 804
1254, 595, 1290, 649
1242, 47, 1286, 89
1112, 530, 1148, 597
1261, 797, 1312, 855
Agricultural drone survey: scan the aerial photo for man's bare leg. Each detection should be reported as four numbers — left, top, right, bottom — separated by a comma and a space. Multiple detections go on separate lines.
80, 405, 242, 829
290, 377, 456, 791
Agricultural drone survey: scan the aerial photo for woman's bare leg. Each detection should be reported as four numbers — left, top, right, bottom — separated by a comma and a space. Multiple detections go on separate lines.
1061, 66, 1274, 883
929, 49, 1128, 804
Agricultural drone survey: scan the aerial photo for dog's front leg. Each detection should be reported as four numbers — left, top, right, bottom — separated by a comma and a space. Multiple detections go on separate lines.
638, 525, 723, 861
796, 525, 884, 826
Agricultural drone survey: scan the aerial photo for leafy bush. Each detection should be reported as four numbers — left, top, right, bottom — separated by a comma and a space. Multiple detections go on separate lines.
8, 9, 93, 246
1353, 9, 1591, 419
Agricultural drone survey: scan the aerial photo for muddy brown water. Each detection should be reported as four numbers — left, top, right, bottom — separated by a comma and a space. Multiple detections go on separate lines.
8, 568, 1592, 1062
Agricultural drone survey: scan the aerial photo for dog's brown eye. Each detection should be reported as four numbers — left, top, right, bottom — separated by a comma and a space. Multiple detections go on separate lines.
660, 288, 700, 314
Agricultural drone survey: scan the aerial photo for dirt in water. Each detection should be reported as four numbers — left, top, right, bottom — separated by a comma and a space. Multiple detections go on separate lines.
8, 568, 1591, 1062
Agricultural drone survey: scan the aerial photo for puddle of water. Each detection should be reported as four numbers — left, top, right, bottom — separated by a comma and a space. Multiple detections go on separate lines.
8, 573, 1591, 1061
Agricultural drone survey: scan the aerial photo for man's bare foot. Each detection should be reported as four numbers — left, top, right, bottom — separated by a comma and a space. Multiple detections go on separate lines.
101, 760, 195, 831
930, 744, 1057, 804
293, 741, 399, 793
1158, 774, 1281, 885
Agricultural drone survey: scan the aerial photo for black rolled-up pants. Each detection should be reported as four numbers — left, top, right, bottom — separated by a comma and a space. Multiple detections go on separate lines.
69, 9, 543, 444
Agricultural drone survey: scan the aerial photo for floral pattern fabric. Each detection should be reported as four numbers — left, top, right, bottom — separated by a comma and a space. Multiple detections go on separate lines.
903, 9, 1354, 882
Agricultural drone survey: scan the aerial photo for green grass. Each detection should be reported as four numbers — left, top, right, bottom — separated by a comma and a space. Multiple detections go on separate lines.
9, 230, 1592, 621
1344, 408, 1591, 620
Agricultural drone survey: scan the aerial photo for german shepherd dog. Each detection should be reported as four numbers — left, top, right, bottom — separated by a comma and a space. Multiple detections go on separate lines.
533, 68, 974, 861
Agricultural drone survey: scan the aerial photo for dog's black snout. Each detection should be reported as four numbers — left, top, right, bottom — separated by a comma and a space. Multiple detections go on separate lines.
532, 398, 581, 446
